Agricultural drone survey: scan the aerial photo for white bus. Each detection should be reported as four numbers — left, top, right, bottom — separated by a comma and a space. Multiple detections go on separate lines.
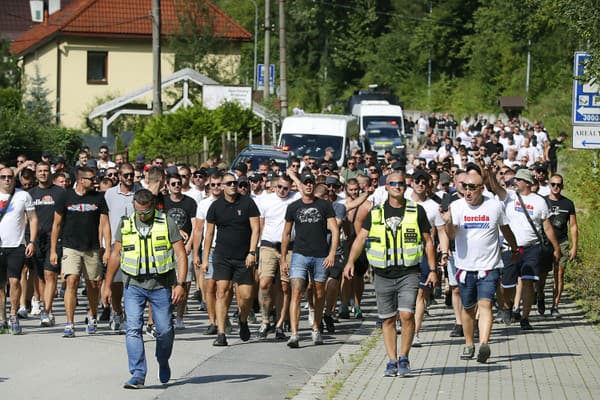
278, 114, 358, 168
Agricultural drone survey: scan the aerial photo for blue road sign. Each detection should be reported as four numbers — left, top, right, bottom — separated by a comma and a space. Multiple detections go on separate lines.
257, 64, 275, 91
573, 52, 600, 125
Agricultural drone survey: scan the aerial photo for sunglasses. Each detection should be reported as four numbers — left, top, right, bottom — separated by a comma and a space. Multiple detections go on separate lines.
550, 182, 563, 188
0, 175, 14, 180
170, 181, 182, 187
81, 176, 95, 181
462, 183, 482, 191
135, 208, 154, 216
238, 183, 249, 189
180, 175, 189, 179
224, 181, 238, 187
413, 178, 428, 185
106, 173, 117, 177
291, 164, 300, 168
210, 182, 222, 187
388, 181, 406, 187
277, 185, 290, 191
122, 173, 134, 179
21, 182, 34, 188
193, 173, 205, 178
327, 184, 339, 189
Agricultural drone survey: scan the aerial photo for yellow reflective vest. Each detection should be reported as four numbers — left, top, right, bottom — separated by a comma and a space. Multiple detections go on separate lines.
120, 211, 176, 276
366, 201, 423, 269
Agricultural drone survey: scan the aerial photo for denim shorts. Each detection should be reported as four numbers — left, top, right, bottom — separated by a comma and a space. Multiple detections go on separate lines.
418, 257, 434, 290
501, 244, 540, 288
289, 253, 328, 283
458, 269, 500, 309
204, 250, 214, 280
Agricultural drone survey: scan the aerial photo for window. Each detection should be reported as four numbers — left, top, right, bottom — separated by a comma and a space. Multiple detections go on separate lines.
87, 51, 107, 84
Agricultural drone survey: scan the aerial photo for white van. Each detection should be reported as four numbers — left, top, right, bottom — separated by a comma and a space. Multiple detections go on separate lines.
278, 114, 358, 168
352, 102, 406, 137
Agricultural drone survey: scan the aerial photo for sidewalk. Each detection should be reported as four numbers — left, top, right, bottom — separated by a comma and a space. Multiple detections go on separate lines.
295, 290, 600, 400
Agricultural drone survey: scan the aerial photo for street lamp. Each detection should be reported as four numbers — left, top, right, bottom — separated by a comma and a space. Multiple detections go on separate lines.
249, 0, 258, 91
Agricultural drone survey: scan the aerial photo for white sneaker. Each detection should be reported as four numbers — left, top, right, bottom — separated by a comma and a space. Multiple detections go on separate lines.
412, 334, 422, 348
31, 300, 42, 316
308, 309, 315, 326
174, 318, 185, 330
17, 306, 28, 319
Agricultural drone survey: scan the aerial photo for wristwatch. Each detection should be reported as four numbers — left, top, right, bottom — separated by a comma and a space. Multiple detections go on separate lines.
248, 250, 257, 256
176, 282, 186, 287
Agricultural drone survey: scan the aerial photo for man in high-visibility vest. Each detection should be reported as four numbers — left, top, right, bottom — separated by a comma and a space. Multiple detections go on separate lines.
344, 171, 437, 377
104, 189, 188, 389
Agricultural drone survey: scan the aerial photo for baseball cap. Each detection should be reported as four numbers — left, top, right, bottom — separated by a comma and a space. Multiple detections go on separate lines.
135, 154, 146, 163
412, 169, 431, 182
325, 146, 335, 153
439, 172, 451, 185
234, 163, 247, 173
300, 173, 316, 184
325, 176, 340, 187
52, 156, 66, 165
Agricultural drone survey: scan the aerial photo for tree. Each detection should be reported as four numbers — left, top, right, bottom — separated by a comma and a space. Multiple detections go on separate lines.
0, 38, 20, 88
24, 65, 54, 126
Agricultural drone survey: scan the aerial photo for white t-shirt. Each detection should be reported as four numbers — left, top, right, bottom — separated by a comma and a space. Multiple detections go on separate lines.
196, 196, 218, 249
412, 195, 444, 229
0, 189, 35, 248
537, 184, 551, 197
503, 190, 549, 247
533, 130, 549, 155
517, 146, 540, 166
182, 187, 204, 205
512, 134, 524, 149
258, 191, 301, 243
451, 197, 508, 271
417, 117, 428, 133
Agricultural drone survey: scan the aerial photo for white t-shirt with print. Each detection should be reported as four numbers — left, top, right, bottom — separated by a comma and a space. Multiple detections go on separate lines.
0, 189, 35, 248
451, 197, 508, 271
503, 190, 549, 247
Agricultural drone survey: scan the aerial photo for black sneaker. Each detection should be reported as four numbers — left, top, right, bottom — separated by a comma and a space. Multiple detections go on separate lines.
477, 343, 491, 363
318, 320, 324, 334
239, 318, 251, 341
444, 291, 452, 307
323, 314, 335, 333
550, 307, 561, 319
99, 306, 111, 322
275, 327, 287, 340
204, 324, 217, 335
449, 324, 464, 337
537, 295, 546, 315
192, 290, 202, 302
283, 320, 291, 332
338, 308, 350, 319
511, 308, 522, 322
213, 333, 228, 346
257, 323, 269, 339
520, 318, 533, 331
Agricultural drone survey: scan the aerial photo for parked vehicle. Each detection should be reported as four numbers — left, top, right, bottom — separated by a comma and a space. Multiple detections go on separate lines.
231, 144, 291, 173
363, 122, 407, 160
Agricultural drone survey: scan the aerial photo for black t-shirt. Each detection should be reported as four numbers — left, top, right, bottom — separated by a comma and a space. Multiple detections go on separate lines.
29, 185, 65, 236
548, 139, 563, 160
545, 195, 575, 243
163, 195, 197, 236
362, 201, 431, 279
56, 188, 108, 251
206, 194, 260, 259
285, 197, 335, 257
485, 141, 504, 157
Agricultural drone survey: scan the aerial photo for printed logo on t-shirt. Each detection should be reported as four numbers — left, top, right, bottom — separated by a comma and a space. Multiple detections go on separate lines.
297, 207, 321, 223
34, 195, 55, 206
0, 199, 14, 213
463, 214, 490, 229
514, 200, 533, 215
167, 207, 187, 229
67, 203, 99, 212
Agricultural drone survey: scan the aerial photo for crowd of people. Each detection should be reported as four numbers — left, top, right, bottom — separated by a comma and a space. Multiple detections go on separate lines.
0, 116, 578, 386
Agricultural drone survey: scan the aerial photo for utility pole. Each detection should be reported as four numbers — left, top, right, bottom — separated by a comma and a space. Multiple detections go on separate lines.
263, 0, 270, 101
279, 0, 288, 117
152, 0, 162, 115
249, 0, 258, 90
427, 0, 432, 104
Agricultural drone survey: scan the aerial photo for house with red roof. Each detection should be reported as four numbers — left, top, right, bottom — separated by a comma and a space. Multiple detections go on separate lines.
10, 0, 252, 129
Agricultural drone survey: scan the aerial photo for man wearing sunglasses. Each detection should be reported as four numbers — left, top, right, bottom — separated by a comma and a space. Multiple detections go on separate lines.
202, 173, 260, 346
163, 174, 197, 329
255, 175, 300, 339
104, 163, 139, 332
0, 168, 38, 334
344, 172, 436, 377
50, 166, 110, 337
541, 174, 577, 318
193, 173, 224, 335
103, 189, 187, 388
441, 170, 518, 363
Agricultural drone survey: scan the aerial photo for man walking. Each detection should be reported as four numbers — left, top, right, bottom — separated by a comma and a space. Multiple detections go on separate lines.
0, 168, 38, 334
201, 173, 260, 346
281, 173, 339, 348
103, 189, 188, 388
344, 172, 436, 376
442, 170, 519, 362
50, 167, 111, 337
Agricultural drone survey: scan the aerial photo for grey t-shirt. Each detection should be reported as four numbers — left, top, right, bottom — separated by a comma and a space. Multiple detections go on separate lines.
115, 213, 182, 289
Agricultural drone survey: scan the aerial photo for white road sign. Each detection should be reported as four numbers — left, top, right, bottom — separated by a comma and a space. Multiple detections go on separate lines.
572, 125, 600, 149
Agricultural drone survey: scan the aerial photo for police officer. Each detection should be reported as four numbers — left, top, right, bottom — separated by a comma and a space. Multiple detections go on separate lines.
103, 189, 188, 389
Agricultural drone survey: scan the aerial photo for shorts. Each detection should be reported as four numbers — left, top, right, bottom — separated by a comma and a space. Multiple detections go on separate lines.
556, 241, 570, 269
373, 266, 420, 318
182, 255, 193, 282
0, 246, 26, 282
353, 250, 369, 277
34, 236, 61, 275
327, 254, 345, 281
458, 269, 500, 309
418, 257, 434, 290
258, 246, 290, 283
212, 253, 254, 285
61, 247, 103, 281
204, 249, 215, 280
289, 253, 328, 283
501, 245, 540, 288
446, 254, 458, 286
